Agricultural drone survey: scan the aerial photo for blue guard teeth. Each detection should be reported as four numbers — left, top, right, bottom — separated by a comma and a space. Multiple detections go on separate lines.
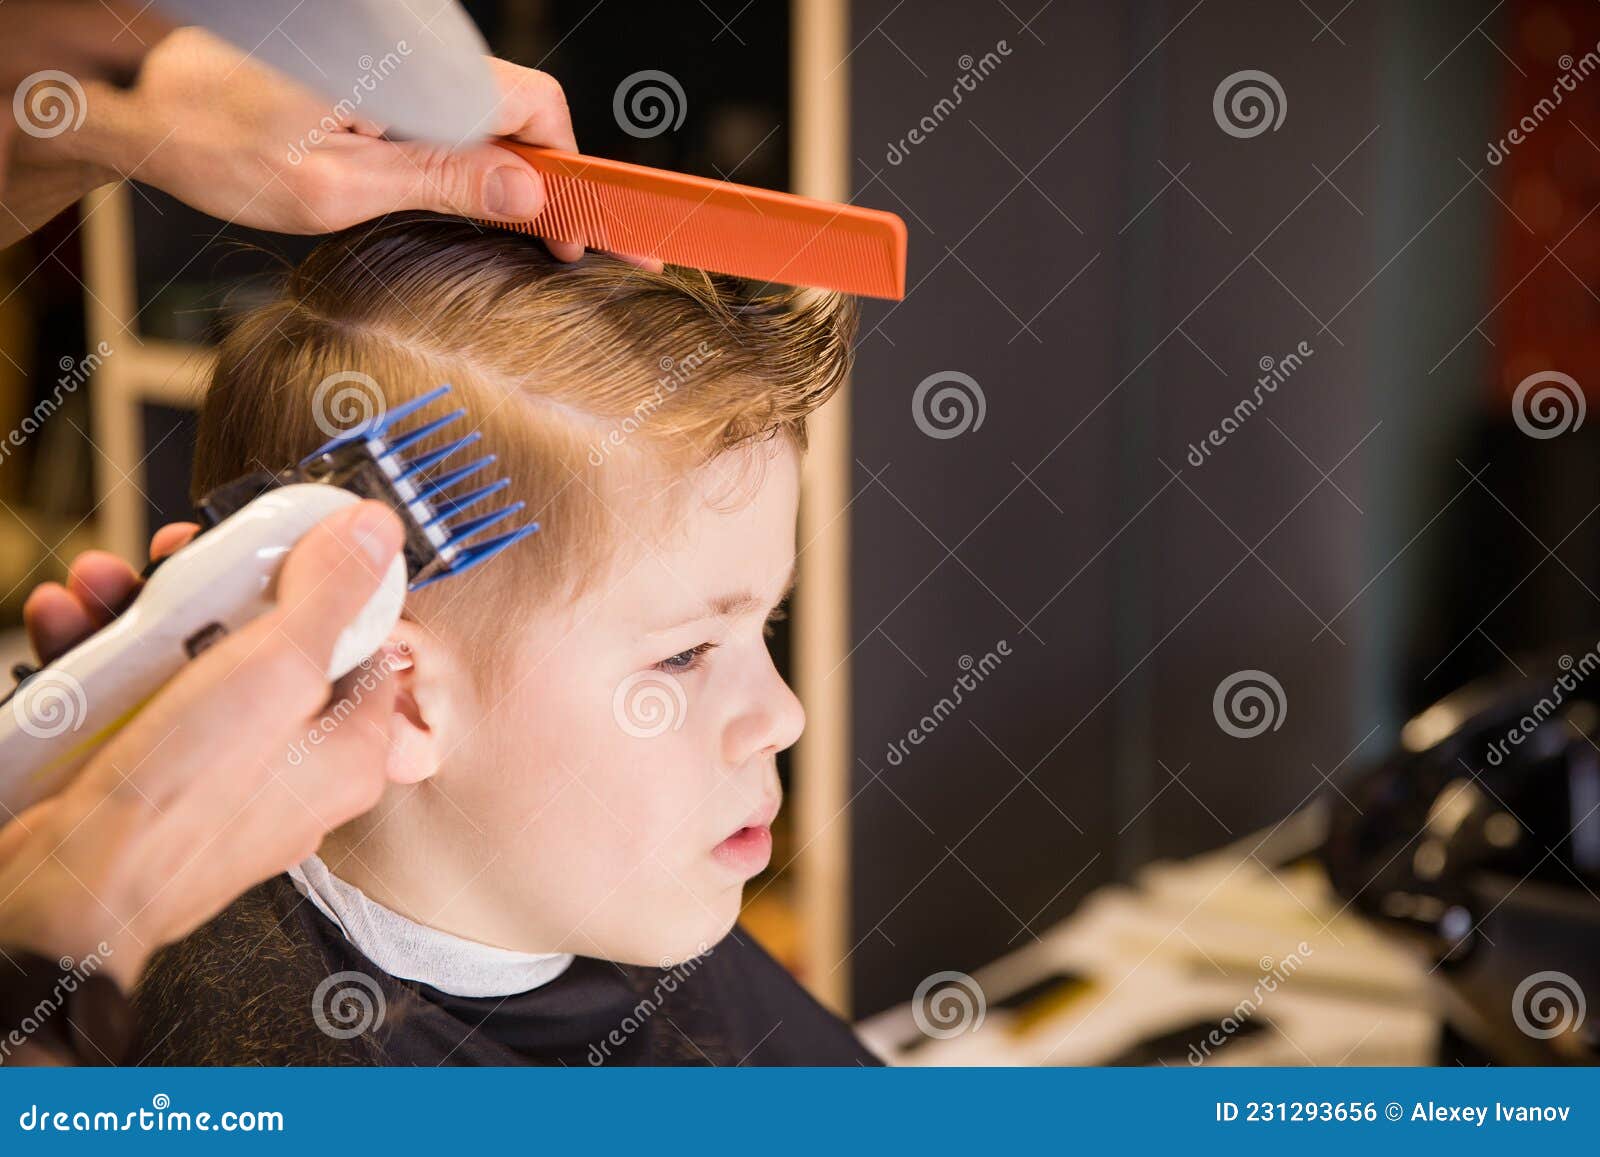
300, 383, 540, 591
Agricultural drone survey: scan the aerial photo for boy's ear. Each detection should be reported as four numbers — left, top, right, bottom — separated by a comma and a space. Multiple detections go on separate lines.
380, 618, 464, 785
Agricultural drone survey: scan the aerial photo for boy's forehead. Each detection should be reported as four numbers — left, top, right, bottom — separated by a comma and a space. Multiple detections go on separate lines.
602, 442, 801, 629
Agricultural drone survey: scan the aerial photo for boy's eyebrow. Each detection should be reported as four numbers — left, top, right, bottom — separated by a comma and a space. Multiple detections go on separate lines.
650, 559, 798, 633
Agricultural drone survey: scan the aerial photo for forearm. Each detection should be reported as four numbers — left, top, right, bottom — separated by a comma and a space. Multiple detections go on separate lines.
0, 74, 136, 249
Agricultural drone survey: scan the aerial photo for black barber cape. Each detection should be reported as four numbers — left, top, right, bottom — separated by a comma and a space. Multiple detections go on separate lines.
134, 875, 879, 1066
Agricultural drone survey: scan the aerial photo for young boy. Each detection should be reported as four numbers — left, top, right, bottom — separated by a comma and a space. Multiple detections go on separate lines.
134, 215, 875, 1065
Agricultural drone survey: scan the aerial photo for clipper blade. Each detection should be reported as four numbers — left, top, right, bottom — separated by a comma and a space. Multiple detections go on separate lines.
295, 384, 539, 589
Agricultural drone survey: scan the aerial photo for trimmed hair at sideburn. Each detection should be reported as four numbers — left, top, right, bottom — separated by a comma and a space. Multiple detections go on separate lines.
194, 213, 859, 645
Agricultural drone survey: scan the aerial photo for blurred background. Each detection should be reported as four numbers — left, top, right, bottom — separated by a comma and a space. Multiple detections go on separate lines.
6, 0, 1600, 1064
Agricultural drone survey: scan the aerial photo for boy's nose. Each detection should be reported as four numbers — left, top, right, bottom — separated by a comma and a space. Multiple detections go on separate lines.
722, 657, 806, 767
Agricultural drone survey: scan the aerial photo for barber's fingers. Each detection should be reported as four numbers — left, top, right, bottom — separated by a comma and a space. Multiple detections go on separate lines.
485, 61, 580, 258
23, 522, 202, 662
363, 59, 584, 259
23, 556, 134, 659
74, 502, 403, 807
269, 501, 404, 676
22, 582, 93, 664
329, 60, 572, 227
64, 552, 142, 628
150, 522, 199, 560
484, 59, 580, 154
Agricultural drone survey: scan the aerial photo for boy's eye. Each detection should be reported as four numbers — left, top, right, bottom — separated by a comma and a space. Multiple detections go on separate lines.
656, 642, 718, 673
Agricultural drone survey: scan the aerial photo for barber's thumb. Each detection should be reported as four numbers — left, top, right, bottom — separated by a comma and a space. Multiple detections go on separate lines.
273, 502, 404, 656
398, 143, 547, 222
481, 161, 545, 219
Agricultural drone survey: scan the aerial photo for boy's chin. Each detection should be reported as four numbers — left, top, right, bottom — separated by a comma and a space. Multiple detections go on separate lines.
602, 891, 741, 969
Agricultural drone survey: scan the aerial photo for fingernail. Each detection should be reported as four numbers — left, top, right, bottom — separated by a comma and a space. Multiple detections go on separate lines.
346, 502, 402, 569
484, 165, 539, 217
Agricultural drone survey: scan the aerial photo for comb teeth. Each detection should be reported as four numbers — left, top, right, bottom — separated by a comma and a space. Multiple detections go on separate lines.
300, 383, 538, 589
483, 143, 908, 300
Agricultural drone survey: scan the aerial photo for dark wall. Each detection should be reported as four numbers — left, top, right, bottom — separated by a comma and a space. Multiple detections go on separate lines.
846, 0, 1499, 1016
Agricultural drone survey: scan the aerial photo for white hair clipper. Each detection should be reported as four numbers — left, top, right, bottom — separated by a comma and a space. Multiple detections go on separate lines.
0, 384, 538, 816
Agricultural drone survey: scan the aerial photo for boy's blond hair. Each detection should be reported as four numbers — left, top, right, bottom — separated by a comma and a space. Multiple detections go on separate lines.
195, 215, 857, 639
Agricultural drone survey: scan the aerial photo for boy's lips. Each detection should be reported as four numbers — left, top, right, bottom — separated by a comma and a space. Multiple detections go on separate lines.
711, 795, 780, 875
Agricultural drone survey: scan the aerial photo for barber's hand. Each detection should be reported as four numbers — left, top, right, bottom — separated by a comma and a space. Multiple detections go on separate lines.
0, 502, 405, 992
3, 26, 591, 259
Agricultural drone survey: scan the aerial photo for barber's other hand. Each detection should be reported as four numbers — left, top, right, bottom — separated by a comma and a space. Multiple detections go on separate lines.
0, 502, 405, 990
6, 27, 586, 257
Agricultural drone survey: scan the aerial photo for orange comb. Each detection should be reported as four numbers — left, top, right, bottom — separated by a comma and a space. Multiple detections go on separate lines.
489, 142, 907, 300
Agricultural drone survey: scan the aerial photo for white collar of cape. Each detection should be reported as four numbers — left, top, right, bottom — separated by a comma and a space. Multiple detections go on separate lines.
288, 854, 575, 998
